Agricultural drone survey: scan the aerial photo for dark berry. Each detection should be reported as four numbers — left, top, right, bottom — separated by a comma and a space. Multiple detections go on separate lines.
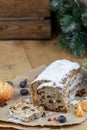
20, 89, 29, 95
24, 78, 28, 83
19, 81, 27, 88
58, 115, 66, 123
47, 117, 52, 121
53, 117, 58, 121
6, 81, 13, 86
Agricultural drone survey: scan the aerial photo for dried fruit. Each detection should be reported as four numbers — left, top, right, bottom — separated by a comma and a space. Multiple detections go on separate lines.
76, 103, 83, 117
53, 117, 58, 121
47, 117, 52, 121
24, 78, 28, 83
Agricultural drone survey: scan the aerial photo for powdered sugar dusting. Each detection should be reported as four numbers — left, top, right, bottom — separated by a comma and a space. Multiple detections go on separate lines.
70, 100, 80, 106
33, 59, 80, 89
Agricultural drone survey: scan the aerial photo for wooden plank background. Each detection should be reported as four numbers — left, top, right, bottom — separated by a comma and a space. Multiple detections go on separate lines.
0, 19, 51, 39
0, 0, 50, 17
80, 0, 87, 6
0, 0, 51, 39
0, 41, 32, 81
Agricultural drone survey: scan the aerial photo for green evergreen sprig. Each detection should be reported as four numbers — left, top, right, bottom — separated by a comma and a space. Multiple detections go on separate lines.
50, 0, 87, 57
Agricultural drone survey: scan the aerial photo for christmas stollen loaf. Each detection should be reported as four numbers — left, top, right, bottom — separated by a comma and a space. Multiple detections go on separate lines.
30, 59, 83, 112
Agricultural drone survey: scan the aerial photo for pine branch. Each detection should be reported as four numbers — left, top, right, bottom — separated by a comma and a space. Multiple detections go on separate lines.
81, 11, 87, 27
50, 0, 87, 57
59, 15, 77, 33
60, 31, 87, 57
59, 33, 70, 48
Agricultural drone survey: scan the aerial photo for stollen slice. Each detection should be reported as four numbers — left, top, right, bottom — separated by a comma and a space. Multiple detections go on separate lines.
9, 100, 45, 122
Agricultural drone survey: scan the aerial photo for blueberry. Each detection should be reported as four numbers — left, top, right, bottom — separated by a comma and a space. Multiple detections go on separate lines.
58, 115, 66, 123
6, 81, 13, 86
20, 89, 29, 95
19, 81, 27, 88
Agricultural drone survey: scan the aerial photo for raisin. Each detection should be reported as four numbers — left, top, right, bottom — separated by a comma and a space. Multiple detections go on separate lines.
40, 104, 44, 106
42, 95, 45, 99
44, 106, 49, 110
22, 106, 30, 110
56, 100, 61, 103
49, 100, 53, 104
47, 95, 52, 98
31, 109, 35, 111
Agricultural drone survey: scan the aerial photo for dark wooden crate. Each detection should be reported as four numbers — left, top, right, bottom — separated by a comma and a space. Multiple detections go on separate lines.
80, 0, 87, 6
0, 0, 51, 39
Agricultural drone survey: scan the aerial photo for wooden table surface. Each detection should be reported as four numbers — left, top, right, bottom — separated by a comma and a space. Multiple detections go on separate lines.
0, 38, 87, 130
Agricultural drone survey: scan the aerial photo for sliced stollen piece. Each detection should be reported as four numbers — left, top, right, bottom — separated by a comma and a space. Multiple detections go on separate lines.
30, 59, 83, 112
9, 101, 45, 122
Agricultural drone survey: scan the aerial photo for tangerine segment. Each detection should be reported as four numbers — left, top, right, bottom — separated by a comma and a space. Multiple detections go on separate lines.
81, 102, 87, 112
76, 103, 83, 117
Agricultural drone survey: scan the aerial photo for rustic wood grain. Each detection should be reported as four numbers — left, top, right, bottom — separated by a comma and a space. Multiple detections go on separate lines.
22, 40, 51, 68
0, 41, 32, 81
22, 38, 87, 68
0, 0, 50, 17
0, 19, 51, 39
0, 0, 51, 39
